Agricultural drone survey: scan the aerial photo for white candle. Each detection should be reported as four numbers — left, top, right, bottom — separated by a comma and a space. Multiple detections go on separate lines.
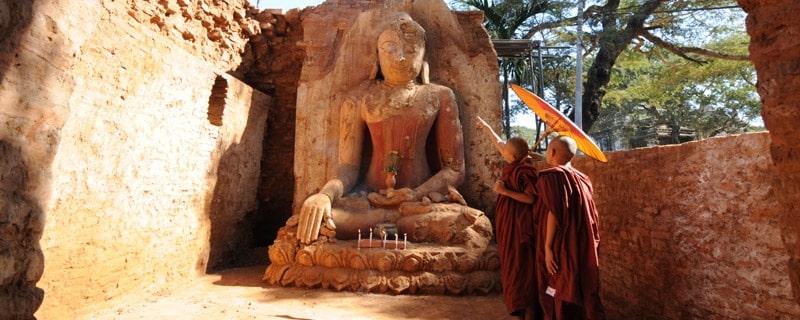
394, 233, 398, 250
369, 228, 373, 248
357, 229, 361, 249
382, 230, 387, 249
404, 233, 407, 250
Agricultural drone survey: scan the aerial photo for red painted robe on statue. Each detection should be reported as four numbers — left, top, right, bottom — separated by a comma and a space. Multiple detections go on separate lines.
495, 160, 541, 317
534, 165, 606, 320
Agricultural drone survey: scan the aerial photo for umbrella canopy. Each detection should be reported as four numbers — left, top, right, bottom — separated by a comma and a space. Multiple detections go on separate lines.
510, 83, 607, 163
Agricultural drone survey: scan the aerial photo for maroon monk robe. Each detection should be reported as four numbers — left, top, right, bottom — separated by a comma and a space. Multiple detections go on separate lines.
495, 160, 542, 317
534, 165, 606, 320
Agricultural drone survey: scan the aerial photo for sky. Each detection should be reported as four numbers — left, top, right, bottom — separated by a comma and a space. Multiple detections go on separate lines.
253, 0, 324, 11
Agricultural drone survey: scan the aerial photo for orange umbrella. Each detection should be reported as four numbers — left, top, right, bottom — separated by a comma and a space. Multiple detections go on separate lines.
510, 83, 607, 163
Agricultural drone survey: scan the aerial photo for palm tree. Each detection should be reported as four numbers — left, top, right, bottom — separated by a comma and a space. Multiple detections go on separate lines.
454, 0, 553, 39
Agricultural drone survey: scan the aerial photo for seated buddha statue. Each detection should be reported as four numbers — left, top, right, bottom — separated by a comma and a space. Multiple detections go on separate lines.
289, 12, 491, 249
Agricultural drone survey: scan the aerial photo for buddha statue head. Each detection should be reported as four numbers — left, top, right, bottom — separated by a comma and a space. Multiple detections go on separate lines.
372, 13, 430, 85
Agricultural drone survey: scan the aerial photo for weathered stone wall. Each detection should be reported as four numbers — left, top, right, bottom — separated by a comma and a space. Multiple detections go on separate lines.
235, 9, 308, 246
0, 2, 47, 317
0, 0, 268, 318
292, 0, 502, 217
573, 132, 799, 319
738, 0, 800, 307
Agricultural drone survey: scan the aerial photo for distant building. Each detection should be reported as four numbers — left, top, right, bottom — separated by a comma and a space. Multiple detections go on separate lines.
630, 123, 696, 148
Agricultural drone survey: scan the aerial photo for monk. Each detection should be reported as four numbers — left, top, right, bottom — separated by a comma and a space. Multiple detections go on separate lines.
477, 116, 542, 320
536, 136, 606, 320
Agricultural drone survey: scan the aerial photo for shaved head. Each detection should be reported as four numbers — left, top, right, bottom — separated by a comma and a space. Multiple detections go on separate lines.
547, 135, 577, 165
506, 137, 530, 161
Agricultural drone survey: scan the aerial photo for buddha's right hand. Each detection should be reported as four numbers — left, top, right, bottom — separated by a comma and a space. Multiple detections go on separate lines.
297, 193, 333, 244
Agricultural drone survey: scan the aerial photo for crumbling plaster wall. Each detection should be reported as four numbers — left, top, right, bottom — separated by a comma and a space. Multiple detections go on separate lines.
235, 9, 307, 246
0, 0, 268, 318
574, 132, 799, 319
738, 0, 800, 308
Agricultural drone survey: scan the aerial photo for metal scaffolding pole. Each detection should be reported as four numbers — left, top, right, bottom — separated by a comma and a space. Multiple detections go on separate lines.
575, 0, 584, 130
503, 63, 510, 139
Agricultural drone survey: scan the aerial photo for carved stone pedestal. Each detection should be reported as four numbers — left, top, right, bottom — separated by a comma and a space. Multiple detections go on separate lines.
263, 238, 501, 295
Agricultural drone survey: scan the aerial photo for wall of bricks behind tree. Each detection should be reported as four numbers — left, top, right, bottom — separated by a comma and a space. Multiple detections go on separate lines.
574, 132, 799, 319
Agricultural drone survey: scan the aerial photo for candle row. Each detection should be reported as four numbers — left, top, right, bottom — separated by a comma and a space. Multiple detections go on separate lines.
357, 228, 407, 250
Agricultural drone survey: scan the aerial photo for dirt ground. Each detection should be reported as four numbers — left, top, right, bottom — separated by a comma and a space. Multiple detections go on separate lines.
78, 265, 514, 320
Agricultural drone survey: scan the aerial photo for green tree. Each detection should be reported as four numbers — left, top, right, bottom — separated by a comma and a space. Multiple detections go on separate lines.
510, 125, 538, 144
452, 0, 557, 136
592, 31, 759, 149
454, 0, 751, 132
453, 0, 554, 39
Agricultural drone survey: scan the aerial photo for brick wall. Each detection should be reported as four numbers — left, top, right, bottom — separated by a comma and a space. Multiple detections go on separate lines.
235, 9, 308, 246
574, 132, 799, 319
0, 0, 268, 318
738, 0, 800, 308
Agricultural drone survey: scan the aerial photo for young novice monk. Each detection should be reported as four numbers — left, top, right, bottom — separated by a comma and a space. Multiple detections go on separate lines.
536, 136, 606, 320
477, 116, 542, 320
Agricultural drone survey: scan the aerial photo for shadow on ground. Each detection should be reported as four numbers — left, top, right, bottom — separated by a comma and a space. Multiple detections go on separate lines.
81, 264, 512, 319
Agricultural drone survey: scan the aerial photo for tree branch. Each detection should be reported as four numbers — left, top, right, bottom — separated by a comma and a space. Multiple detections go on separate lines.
740, 70, 756, 86
640, 30, 750, 63
680, 46, 750, 61
523, 17, 576, 38
639, 31, 706, 64
584, 34, 598, 57
522, 5, 602, 39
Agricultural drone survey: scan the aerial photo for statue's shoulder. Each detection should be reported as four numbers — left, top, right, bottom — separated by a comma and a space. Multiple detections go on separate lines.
418, 83, 456, 99
420, 82, 452, 92
342, 81, 380, 102
348, 80, 379, 94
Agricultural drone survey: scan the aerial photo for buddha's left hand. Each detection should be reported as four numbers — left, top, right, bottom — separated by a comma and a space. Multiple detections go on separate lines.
368, 187, 419, 206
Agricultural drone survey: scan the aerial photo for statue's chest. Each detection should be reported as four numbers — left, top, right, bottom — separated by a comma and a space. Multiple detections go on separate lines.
361, 88, 439, 122
361, 89, 440, 159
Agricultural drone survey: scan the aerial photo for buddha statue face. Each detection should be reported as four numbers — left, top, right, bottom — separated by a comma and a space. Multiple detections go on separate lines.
377, 16, 426, 84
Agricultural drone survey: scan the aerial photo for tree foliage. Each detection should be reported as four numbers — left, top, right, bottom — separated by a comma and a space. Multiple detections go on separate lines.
592, 31, 759, 149
452, 0, 757, 141
451, 1, 556, 137
453, 0, 555, 39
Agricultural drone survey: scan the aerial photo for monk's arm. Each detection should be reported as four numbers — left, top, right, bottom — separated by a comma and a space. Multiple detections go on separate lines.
476, 116, 505, 155
545, 211, 559, 275
496, 186, 535, 204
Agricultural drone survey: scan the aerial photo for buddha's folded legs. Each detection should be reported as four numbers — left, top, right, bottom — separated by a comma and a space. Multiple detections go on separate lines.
330, 206, 401, 240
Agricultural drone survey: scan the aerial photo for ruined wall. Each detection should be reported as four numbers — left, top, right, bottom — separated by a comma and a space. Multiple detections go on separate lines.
235, 9, 307, 246
0, 2, 47, 317
0, 0, 268, 318
573, 132, 799, 319
292, 0, 502, 217
738, 0, 800, 307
